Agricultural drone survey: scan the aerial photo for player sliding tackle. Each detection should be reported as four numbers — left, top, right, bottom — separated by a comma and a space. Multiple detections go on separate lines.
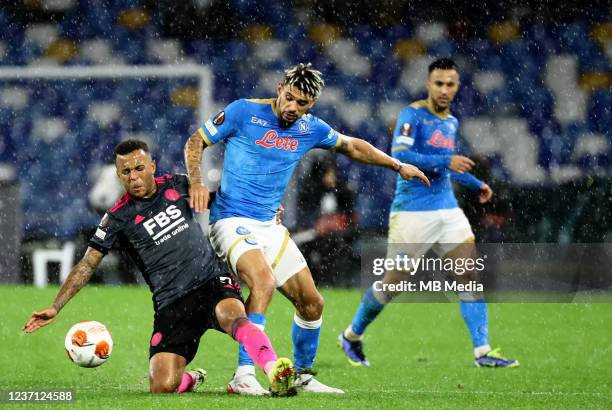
23, 140, 296, 397
340, 58, 519, 368
185, 63, 429, 395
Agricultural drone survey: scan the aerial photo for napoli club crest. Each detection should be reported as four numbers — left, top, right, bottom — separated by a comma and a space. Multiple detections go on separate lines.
298, 120, 309, 133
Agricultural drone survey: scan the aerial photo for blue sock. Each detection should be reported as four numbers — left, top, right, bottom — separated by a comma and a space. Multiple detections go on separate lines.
350, 287, 385, 336
238, 313, 266, 367
292, 314, 321, 370
459, 300, 489, 348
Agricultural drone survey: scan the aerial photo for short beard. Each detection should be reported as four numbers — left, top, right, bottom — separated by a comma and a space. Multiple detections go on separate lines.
433, 101, 448, 112
278, 116, 295, 129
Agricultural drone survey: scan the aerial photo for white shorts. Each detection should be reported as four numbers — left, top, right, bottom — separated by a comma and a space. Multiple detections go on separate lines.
387, 208, 475, 257
209, 217, 307, 287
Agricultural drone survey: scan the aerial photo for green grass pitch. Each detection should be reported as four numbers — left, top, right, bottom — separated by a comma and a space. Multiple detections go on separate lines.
2, 285, 611, 408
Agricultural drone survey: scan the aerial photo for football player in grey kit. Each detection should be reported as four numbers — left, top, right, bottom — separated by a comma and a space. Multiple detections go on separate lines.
23, 139, 297, 397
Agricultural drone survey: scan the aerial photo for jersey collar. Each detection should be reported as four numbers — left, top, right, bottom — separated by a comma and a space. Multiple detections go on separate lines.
412, 99, 452, 120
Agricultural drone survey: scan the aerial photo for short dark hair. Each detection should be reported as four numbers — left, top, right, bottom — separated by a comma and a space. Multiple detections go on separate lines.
282, 63, 325, 99
114, 139, 150, 160
428, 58, 459, 74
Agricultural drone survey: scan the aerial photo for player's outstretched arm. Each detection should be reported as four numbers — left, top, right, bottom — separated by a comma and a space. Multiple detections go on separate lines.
394, 148, 474, 174
184, 131, 210, 213
335, 134, 430, 186
22, 247, 104, 333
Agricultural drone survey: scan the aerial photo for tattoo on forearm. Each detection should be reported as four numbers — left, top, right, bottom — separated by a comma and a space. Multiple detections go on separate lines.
334, 137, 350, 154
52, 251, 100, 312
184, 132, 205, 185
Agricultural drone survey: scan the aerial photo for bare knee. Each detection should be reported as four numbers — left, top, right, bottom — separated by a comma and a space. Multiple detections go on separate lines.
296, 292, 324, 321
149, 353, 185, 394
215, 298, 247, 334
150, 377, 180, 394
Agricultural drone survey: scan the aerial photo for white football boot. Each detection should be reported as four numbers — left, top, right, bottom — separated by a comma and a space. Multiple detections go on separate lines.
226, 365, 270, 396
294, 369, 344, 394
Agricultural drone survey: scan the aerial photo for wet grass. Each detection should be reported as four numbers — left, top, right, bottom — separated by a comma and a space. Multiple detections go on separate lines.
2, 285, 611, 409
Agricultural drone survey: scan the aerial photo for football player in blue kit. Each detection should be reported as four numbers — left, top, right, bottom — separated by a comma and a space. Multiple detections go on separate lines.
184, 63, 430, 395
340, 58, 519, 369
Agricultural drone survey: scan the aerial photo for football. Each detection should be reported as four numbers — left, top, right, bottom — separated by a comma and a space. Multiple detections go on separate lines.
64, 321, 113, 368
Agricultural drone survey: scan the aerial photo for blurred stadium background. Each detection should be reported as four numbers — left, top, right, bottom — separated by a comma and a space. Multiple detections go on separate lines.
0, 0, 610, 285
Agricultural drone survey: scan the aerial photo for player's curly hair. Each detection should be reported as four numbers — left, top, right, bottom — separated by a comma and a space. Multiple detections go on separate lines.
282, 63, 325, 99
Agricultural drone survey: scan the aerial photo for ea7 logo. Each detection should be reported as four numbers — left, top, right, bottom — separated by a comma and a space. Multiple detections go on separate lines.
251, 116, 268, 127
143, 205, 185, 238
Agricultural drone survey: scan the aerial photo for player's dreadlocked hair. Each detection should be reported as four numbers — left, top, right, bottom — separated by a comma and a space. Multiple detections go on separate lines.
282, 63, 325, 99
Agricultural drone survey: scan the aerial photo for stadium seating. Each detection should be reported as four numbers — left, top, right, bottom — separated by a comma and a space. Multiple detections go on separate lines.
0, 3, 609, 237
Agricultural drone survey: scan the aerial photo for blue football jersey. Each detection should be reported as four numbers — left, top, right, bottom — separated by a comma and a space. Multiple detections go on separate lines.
391, 100, 483, 212
197, 98, 341, 223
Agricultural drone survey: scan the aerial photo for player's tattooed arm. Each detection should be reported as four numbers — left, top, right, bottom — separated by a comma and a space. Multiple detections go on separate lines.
22, 248, 103, 333
334, 136, 351, 154
184, 131, 210, 212
184, 131, 206, 185
52, 248, 104, 313
335, 134, 430, 186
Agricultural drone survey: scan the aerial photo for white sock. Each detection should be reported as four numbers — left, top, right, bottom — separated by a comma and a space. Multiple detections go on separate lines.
372, 288, 391, 304
235, 364, 256, 377
458, 291, 484, 302
293, 313, 322, 329
343, 325, 362, 342
474, 344, 492, 358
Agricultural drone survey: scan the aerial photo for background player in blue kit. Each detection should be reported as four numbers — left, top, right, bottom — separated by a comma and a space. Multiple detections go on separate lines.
340, 58, 519, 368
184, 63, 430, 395
23, 140, 297, 397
